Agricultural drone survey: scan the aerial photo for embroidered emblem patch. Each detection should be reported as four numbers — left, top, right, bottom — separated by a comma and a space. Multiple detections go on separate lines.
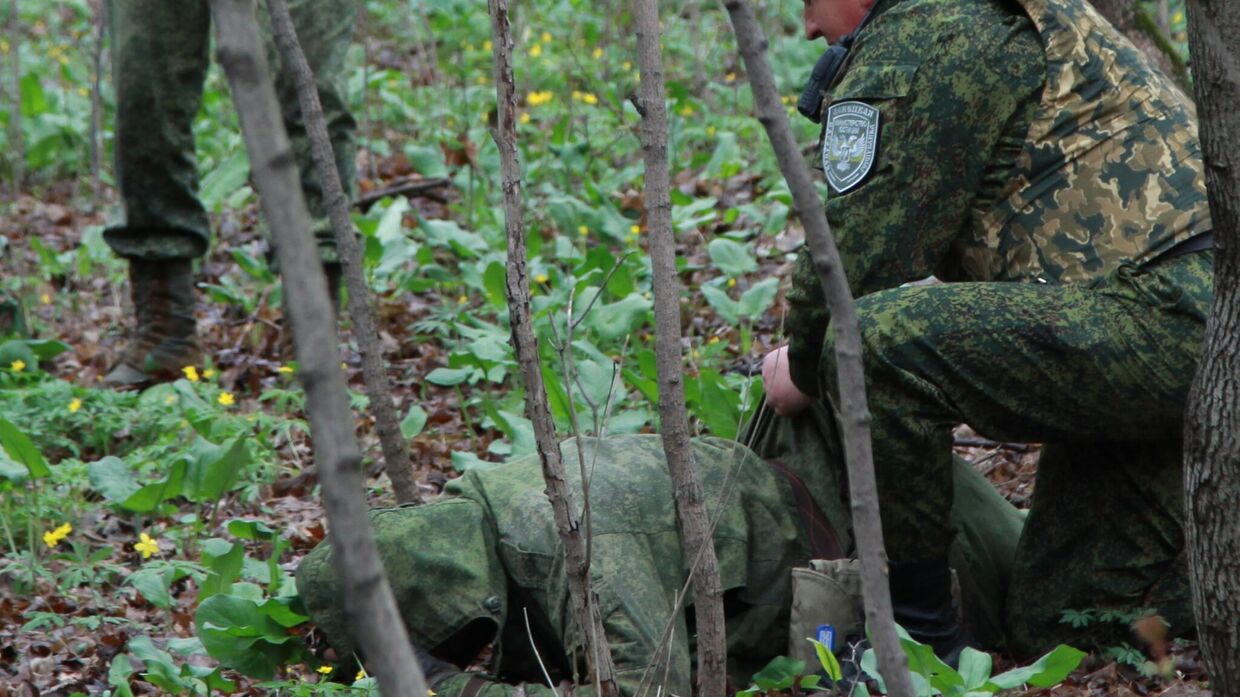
822, 101, 880, 194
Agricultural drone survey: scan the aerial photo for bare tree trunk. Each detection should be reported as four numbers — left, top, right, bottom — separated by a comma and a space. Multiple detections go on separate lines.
485, 2, 618, 695
206, 2, 428, 694
632, 2, 727, 695
7, 0, 22, 194
264, 0, 421, 505
89, 0, 106, 201
1183, 0, 1240, 691
720, 3, 914, 695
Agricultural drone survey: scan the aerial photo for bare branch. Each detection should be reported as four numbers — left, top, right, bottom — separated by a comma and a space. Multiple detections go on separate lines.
265, 0, 421, 504
206, 2, 427, 693
632, 2, 727, 694
485, 2, 619, 695
720, 1, 913, 693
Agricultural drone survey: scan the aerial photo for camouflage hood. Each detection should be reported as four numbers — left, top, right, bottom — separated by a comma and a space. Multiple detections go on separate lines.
295, 497, 507, 659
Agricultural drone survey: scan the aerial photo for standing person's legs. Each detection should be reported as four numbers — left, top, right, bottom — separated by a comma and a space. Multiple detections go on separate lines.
103, 0, 211, 386
813, 252, 1210, 655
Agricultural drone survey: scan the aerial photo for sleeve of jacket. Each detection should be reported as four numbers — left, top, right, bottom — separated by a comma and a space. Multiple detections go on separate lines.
784, 15, 1044, 396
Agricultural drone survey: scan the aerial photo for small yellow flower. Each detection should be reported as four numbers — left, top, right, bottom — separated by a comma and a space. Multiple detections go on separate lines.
622, 61, 632, 71
77, 86, 89, 97
679, 105, 695, 117
341, 362, 348, 371
592, 47, 604, 59
1173, 10, 1183, 23
42, 522, 72, 548
182, 366, 200, 382
475, 75, 488, 85
535, 273, 549, 284
577, 225, 589, 236
725, 72, 737, 82
727, 278, 737, 288
9, 359, 24, 372
529, 43, 543, 57
709, 336, 721, 344
483, 39, 493, 51
202, 369, 216, 379
582, 93, 599, 105
317, 666, 333, 675
68, 398, 81, 413
519, 112, 531, 124
540, 32, 552, 43
0, 40, 9, 54
428, 691, 437, 696
218, 392, 236, 407
134, 532, 159, 559
706, 126, 717, 137
457, 295, 468, 305
355, 670, 366, 682
527, 90, 553, 106
277, 365, 295, 374
630, 224, 641, 236
40, 293, 50, 304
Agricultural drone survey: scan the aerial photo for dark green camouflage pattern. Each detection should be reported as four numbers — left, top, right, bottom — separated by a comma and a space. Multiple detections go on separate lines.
296, 426, 1027, 696
105, 0, 356, 262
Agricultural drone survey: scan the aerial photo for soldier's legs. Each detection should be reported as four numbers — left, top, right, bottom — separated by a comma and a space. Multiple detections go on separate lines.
817, 252, 1211, 649
105, 0, 212, 260
258, 0, 358, 263
1006, 441, 1190, 656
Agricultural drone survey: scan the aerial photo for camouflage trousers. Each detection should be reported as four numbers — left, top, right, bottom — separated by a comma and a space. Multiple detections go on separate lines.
105, 0, 357, 262
810, 250, 1212, 656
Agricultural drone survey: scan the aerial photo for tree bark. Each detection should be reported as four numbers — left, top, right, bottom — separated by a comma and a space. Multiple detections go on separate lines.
1183, 0, 1240, 692
485, 2, 618, 695
7, 0, 22, 193
632, 2, 727, 695
720, 3, 914, 695
264, 0, 421, 505
89, 0, 106, 201
206, 2, 428, 694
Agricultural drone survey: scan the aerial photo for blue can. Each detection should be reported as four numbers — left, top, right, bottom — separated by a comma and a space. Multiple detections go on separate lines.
816, 624, 835, 652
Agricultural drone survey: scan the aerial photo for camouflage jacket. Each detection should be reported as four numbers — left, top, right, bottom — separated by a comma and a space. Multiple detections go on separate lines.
786, 0, 1211, 395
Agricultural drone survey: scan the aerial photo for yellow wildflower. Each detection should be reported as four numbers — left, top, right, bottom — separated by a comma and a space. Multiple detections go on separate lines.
1173, 10, 1183, 23
540, 32, 552, 43
68, 398, 82, 413
182, 366, 199, 382
709, 336, 721, 344
277, 365, 295, 374
519, 112, 531, 124
727, 278, 737, 288
356, 670, 366, 682
40, 293, 50, 304
622, 61, 632, 71
679, 105, 695, 117
527, 90, 554, 106
475, 75, 488, 85
9, 359, 24, 372
725, 72, 737, 82
529, 43, 543, 57
629, 224, 641, 235
535, 273, 549, 284
592, 47, 604, 59
42, 522, 72, 549
134, 532, 159, 559
0, 40, 8, 54
203, 368, 216, 379
582, 92, 598, 105
706, 126, 717, 137
458, 295, 469, 305
317, 666, 333, 675
577, 225, 589, 236
483, 40, 493, 52
218, 392, 236, 406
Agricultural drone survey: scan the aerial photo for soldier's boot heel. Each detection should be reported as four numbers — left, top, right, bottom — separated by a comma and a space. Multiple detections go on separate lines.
103, 258, 201, 388
890, 558, 974, 668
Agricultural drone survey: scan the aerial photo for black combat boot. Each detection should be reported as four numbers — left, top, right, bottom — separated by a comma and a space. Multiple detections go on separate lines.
102, 258, 201, 387
889, 559, 973, 668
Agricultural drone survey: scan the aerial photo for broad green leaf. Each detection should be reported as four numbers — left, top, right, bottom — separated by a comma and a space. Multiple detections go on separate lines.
988, 644, 1086, 690
0, 415, 50, 478
127, 566, 176, 609
401, 405, 429, 438
751, 655, 804, 692
701, 285, 740, 325
708, 238, 758, 277
107, 653, 136, 697
427, 367, 472, 386
451, 450, 496, 472
227, 519, 277, 541
483, 260, 508, 308
583, 292, 652, 342
811, 638, 843, 682
957, 648, 993, 690
737, 278, 779, 319
22, 339, 70, 360
120, 460, 188, 513
0, 457, 29, 484
257, 596, 310, 628
199, 539, 244, 601
185, 436, 250, 503
200, 151, 250, 212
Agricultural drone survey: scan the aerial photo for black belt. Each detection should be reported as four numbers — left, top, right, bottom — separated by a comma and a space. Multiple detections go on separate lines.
1153, 231, 1213, 263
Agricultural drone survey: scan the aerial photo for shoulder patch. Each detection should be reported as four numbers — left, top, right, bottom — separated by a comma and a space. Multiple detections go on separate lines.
822, 101, 881, 194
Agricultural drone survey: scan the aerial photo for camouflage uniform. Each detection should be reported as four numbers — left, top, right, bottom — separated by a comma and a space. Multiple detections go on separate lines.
787, 0, 1211, 655
296, 416, 1026, 697
106, 0, 357, 262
